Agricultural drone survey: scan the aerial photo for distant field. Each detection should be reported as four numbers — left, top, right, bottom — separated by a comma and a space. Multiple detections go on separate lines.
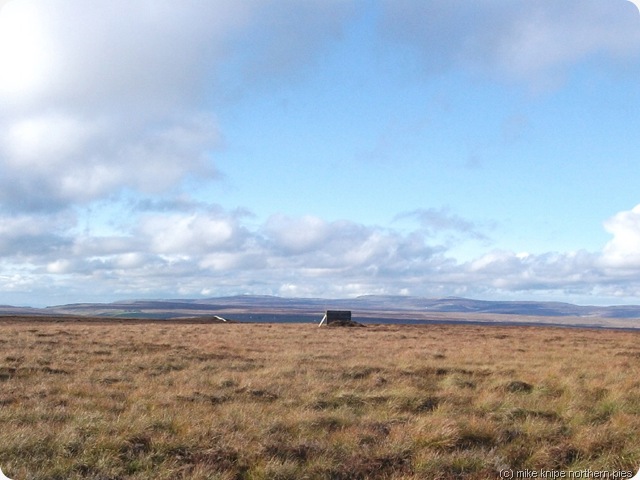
0, 318, 639, 479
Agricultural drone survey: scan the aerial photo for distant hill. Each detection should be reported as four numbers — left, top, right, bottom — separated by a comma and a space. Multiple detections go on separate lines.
0, 305, 53, 316
2, 295, 640, 328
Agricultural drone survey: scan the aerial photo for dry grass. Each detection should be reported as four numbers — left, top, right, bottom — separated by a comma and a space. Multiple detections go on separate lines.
0, 319, 639, 479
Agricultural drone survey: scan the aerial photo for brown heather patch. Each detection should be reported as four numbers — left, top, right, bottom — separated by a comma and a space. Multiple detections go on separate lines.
0, 319, 638, 478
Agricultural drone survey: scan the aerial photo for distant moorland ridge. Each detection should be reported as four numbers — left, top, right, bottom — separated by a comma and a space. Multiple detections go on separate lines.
2, 295, 640, 329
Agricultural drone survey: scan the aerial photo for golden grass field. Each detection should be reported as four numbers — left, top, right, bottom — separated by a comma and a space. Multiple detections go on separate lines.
0, 317, 639, 479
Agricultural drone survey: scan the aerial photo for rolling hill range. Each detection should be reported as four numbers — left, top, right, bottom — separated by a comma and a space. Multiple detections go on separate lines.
2, 295, 640, 329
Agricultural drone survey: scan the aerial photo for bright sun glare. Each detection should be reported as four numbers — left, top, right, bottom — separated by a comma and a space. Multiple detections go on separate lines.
0, 0, 48, 97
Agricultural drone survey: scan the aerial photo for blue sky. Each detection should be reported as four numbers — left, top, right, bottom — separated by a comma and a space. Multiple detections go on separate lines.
1, 0, 640, 306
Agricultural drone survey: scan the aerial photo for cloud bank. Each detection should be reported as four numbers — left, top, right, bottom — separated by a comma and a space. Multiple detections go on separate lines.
2, 202, 640, 305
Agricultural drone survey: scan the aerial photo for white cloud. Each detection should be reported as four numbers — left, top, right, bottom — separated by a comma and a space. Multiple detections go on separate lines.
0, 211, 74, 257
0, 0, 54, 99
264, 214, 331, 254
398, 208, 489, 240
380, 0, 640, 88
0, 1, 352, 213
3, 113, 96, 168
601, 204, 640, 268
464, 249, 601, 294
46, 259, 75, 274
0, 204, 449, 302
3, 203, 640, 305
137, 210, 245, 255
0, 1, 246, 110
0, 0, 355, 114
0, 111, 220, 210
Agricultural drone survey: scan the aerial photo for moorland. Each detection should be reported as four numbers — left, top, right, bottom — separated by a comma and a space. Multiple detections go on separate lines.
25, 295, 640, 329
0, 317, 639, 479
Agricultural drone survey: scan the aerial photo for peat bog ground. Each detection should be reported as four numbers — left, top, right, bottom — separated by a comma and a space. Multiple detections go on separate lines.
0, 318, 639, 479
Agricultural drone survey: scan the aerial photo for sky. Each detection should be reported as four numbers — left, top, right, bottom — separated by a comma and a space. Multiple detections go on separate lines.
1, 0, 640, 307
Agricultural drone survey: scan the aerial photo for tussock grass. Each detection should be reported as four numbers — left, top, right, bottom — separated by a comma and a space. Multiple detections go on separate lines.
0, 320, 638, 478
